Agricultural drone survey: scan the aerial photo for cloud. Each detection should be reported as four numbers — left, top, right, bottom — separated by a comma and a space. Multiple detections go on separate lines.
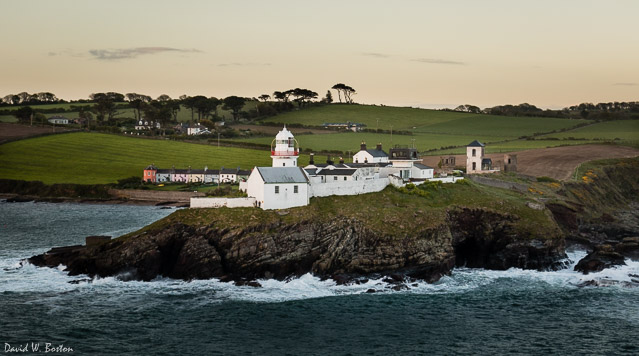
361, 52, 391, 58
47, 49, 85, 58
613, 82, 637, 86
217, 62, 271, 67
411, 57, 466, 65
88, 47, 202, 60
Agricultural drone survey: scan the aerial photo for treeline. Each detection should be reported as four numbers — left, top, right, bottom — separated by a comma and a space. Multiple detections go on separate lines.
451, 101, 639, 120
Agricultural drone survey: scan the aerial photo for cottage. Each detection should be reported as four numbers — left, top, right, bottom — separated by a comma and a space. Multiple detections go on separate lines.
156, 169, 172, 183
48, 116, 69, 125
187, 123, 210, 136
143, 164, 158, 183
411, 163, 435, 179
246, 166, 309, 209
352, 142, 388, 163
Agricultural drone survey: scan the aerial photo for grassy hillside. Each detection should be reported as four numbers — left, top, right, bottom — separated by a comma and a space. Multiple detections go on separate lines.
236, 104, 592, 153
0, 133, 285, 184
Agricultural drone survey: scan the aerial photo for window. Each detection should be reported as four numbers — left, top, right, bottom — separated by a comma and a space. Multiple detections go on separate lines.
472, 162, 476, 170
472, 149, 476, 157
283, 163, 286, 167
344, 177, 347, 181
294, 185, 298, 193
275, 186, 279, 194
333, 176, 338, 181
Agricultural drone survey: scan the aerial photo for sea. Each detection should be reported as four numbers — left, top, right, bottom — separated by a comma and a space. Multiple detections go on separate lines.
1, 201, 638, 355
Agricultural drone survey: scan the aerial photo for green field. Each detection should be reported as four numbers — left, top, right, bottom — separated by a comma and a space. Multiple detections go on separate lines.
236, 105, 593, 153
0, 132, 287, 184
543, 120, 639, 141
237, 132, 510, 154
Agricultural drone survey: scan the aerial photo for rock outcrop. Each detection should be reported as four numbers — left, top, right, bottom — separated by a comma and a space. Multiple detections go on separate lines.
29, 207, 565, 283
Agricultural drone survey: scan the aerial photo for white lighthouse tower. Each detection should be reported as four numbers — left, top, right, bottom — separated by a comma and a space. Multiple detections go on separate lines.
271, 126, 299, 167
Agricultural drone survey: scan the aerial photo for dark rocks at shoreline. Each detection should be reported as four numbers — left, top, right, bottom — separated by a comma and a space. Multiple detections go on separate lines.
5, 196, 34, 203
574, 244, 626, 274
28, 207, 567, 284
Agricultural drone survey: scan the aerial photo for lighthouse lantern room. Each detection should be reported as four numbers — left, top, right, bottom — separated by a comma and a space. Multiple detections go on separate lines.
271, 126, 299, 167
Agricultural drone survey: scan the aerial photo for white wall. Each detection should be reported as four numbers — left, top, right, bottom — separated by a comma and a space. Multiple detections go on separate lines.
262, 183, 309, 210
310, 178, 389, 197
190, 197, 256, 208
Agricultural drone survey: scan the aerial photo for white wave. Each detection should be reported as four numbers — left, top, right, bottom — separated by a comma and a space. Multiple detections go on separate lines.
2, 250, 638, 303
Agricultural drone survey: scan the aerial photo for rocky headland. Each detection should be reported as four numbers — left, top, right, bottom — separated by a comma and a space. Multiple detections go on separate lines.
29, 157, 639, 284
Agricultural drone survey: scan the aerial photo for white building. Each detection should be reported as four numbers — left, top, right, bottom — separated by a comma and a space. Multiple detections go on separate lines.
352, 142, 389, 164
271, 126, 299, 167
246, 167, 309, 209
135, 120, 161, 131
466, 140, 498, 174
187, 123, 210, 135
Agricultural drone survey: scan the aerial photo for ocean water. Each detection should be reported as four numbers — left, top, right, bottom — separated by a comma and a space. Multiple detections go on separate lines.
1, 201, 638, 355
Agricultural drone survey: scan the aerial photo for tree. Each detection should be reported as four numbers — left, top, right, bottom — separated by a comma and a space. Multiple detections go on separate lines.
91, 92, 123, 123
290, 88, 318, 107
13, 106, 34, 124
142, 101, 173, 135
322, 90, 333, 104
156, 94, 172, 102
223, 96, 246, 121
454, 104, 481, 114
332, 83, 356, 104
126, 93, 152, 120
258, 94, 271, 102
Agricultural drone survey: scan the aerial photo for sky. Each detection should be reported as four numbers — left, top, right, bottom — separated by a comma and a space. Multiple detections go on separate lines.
1, 0, 638, 109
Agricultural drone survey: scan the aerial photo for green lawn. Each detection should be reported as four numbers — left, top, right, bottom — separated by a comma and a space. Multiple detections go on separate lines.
0, 132, 287, 184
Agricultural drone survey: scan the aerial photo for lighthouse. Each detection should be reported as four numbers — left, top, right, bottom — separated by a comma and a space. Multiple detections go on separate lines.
271, 126, 299, 167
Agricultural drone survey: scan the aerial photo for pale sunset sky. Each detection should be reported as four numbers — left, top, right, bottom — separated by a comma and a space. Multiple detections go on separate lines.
1, 0, 637, 109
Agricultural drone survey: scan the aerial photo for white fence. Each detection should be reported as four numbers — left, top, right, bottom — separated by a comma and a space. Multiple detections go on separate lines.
427, 176, 464, 183
190, 197, 256, 208
310, 178, 389, 197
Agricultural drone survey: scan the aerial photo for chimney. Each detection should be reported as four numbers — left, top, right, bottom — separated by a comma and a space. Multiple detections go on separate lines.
376, 143, 382, 151
309, 153, 315, 165
326, 155, 334, 165
339, 157, 344, 164
360, 141, 367, 151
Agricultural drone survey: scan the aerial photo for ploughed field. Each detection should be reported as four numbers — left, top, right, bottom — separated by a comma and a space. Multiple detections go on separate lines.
423, 144, 639, 181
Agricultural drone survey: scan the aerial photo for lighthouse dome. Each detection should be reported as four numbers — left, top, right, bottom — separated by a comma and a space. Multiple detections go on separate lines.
275, 126, 294, 140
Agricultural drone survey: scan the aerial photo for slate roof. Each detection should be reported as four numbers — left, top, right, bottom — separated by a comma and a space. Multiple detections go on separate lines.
413, 163, 433, 169
256, 167, 309, 183
237, 170, 251, 176
156, 169, 172, 174
467, 140, 485, 147
347, 162, 392, 168
304, 168, 318, 176
482, 158, 492, 165
364, 149, 388, 158
315, 168, 357, 176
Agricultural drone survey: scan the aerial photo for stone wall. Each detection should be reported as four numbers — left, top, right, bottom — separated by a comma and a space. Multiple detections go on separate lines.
310, 178, 389, 197
190, 197, 256, 208
109, 189, 205, 202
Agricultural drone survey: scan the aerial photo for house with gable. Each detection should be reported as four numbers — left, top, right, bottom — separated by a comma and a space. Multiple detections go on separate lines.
246, 167, 309, 209
352, 142, 389, 164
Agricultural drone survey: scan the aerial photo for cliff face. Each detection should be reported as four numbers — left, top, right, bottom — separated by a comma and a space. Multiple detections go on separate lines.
29, 207, 565, 283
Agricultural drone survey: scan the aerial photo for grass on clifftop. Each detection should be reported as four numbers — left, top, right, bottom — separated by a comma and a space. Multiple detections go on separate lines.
0, 132, 280, 184
139, 179, 559, 241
